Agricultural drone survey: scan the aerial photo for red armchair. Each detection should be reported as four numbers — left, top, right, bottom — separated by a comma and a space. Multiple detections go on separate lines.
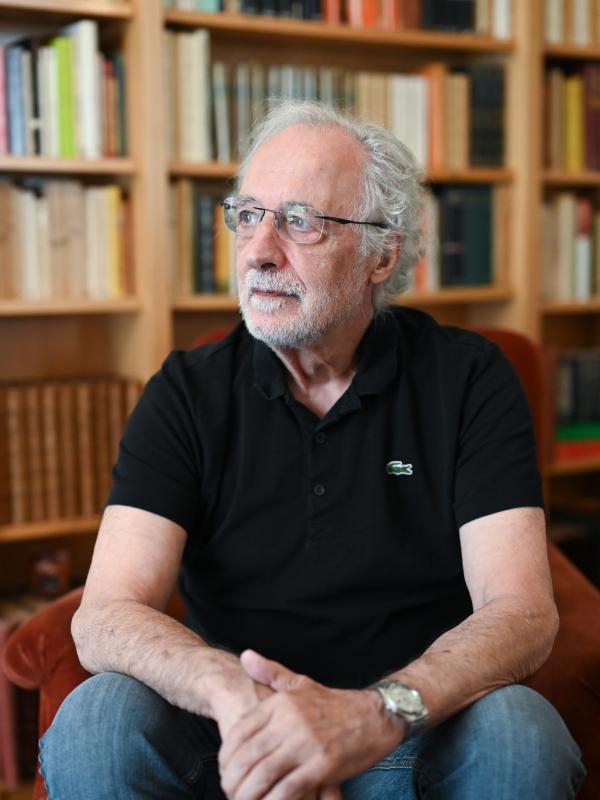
3, 327, 600, 799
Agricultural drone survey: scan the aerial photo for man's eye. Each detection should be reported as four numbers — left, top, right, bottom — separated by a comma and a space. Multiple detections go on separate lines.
238, 209, 258, 225
286, 214, 312, 230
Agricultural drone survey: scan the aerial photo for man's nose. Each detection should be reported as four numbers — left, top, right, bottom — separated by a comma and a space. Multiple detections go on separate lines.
243, 211, 284, 267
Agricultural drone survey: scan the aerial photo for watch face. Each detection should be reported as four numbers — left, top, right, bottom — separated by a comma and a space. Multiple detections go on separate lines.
378, 681, 427, 722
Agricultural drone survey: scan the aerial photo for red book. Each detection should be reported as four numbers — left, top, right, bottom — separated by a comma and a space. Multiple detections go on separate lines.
582, 63, 600, 171
362, 0, 380, 27
381, 0, 400, 29
323, 0, 342, 24
554, 439, 600, 462
399, 0, 420, 29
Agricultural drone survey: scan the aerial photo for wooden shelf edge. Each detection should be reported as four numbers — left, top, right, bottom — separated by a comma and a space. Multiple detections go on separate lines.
0, 1, 133, 19
0, 298, 141, 316
164, 10, 515, 52
0, 516, 101, 543
0, 156, 137, 176
169, 161, 513, 184
543, 170, 600, 187
544, 43, 600, 59
173, 294, 239, 311
546, 459, 600, 477
541, 298, 600, 314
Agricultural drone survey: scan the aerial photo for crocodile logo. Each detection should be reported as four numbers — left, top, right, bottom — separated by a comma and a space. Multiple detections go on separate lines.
386, 460, 413, 476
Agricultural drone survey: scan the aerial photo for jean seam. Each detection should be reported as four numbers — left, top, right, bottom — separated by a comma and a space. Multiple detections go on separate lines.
183, 752, 218, 786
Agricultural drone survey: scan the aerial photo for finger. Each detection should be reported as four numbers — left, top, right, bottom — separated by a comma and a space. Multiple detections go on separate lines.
219, 702, 273, 770
261, 760, 329, 800
220, 735, 287, 800
240, 649, 305, 691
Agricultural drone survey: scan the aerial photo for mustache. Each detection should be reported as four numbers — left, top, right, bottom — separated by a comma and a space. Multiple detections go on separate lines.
244, 270, 306, 299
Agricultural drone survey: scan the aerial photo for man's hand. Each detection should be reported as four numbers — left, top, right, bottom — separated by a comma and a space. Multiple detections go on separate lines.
209, 652, 276, 739
218, 650, 405, 800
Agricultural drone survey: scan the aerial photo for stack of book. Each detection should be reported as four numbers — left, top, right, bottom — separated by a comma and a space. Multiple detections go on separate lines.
165, 31, 505, 172
541, 193, 600, 300
545, 0, 600, 46
0, 377, 141, 526
163, 0, 513, 35
169, 182, 237, 296
544, 64, 600, 172
554, 350, 600, 463
0, 179, 134, 303
0, 20, 127, 159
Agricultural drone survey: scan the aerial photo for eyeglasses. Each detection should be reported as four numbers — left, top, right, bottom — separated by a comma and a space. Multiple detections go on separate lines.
221, 196, 389, 245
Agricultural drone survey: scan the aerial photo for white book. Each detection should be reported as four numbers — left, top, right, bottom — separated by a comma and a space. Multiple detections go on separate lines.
573, 234, 592, 299
84, 188, 104, 299
388, 74, 408, 150
64, 181, 86, 297
540, 201, 557, 299
164, 30, 175, 160
491, 0, 512, 39
407, 75, 428, 170
555, 193, 576, 300
475, 0, 490, 34
46, 45, 60, 157
64, 21, 101, 159
319, 67, 334, 105
267, 65, 281, 111
176, 30, 211, 161
235, 63, 251, 159
212, 61, 230, 163
18, 188, 41, 300
280, 65, 295, 100
571, 0, 590, 45
545, 0, 564, 43
303, 68, 317, 101
36, 194, 52, 299
250, 62, 265, 127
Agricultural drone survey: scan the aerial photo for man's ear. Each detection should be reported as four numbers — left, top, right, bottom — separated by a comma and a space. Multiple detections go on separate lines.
369, 244, 401, 286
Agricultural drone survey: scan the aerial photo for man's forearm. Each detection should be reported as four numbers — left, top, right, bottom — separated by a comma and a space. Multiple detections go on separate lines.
386, 594, 559, 729
72, 600, 253, 723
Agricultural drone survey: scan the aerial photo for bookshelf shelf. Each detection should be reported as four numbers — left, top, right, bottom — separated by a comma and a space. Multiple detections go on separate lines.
0, 298, 140, 316
173, 294, 238, 312
0, 516, 101, 544
0, 157, 137, 176
543, 170, 600, 187
169, 161, 514, 185
541, 298, 600, 314
164, 10, 514, 53
546, 459, 600, 478
0, 1, 133, 21
544, 44, 600, 60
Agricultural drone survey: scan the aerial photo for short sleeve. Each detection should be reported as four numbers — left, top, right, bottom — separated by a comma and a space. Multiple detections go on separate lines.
107, 352, 202, 533
453, 344, 544, 528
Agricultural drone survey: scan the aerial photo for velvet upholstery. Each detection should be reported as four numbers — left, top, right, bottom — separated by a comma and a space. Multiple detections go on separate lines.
2, 327, 599, 799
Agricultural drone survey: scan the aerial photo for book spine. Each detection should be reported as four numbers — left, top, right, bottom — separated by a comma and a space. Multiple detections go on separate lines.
6, 46, 26, 156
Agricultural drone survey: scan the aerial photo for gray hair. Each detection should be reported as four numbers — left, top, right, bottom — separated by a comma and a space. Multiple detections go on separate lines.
236, 100, 426, 313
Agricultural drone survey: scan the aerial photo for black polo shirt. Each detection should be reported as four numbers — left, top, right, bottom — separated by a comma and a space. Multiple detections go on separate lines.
108, 308, 543, 689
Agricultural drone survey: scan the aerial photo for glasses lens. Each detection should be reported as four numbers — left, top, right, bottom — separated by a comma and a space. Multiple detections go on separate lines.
222, 197, 261, 238
280, 204, 324, 243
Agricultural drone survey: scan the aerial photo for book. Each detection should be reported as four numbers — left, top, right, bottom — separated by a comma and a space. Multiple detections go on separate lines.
469, 63, 505, 168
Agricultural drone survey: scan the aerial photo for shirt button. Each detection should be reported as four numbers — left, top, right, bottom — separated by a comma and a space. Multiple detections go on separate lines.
315, 432, 326, 444
313, 484, 326, 497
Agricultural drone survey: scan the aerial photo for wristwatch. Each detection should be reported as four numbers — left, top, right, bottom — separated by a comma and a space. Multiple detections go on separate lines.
370, 679, 429, 739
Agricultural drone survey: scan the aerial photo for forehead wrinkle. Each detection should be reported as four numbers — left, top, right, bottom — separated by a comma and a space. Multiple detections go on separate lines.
237, 194, 323, 212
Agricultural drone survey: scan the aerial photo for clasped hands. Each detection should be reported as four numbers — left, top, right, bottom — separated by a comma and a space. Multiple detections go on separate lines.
217, 649, 406, 800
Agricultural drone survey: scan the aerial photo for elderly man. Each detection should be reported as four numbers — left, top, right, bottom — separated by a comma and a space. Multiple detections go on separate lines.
41, 101, 585, 799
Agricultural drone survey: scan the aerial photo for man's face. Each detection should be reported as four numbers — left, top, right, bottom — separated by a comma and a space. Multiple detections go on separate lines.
236, 125, 376, 350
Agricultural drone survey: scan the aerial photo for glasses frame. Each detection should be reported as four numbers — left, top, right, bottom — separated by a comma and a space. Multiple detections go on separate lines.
221, 197, 389, 245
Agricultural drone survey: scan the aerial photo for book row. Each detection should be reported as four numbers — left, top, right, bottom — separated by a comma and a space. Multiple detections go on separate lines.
164, 0, 513, 36
0, 179, 134, 303
169, 181, 502, 296
0, 20, 127, 159
554, 350, 600, 462
166, 30, 505, 171
541, 192, 600, 302
545, 0, 600, 46
0, 377, 141, 525
545, 64, 600, 172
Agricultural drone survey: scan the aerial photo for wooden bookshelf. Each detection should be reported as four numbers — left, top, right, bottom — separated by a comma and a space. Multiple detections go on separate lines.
0, 156, 137, 175
541, 299, 600, 315
543, 170, 600, 187
164, 10, 515, 53
546, 460, 600, 478
0, 516, 101, 544
0, 298, 141, 316
0, 1, 133, 20
544, 43, 600, 59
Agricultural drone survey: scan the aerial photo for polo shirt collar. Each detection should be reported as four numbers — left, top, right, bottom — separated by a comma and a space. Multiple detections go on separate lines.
252, 310, 401, 401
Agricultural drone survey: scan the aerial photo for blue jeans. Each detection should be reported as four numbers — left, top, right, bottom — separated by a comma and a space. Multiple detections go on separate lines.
40, 673, 586, 799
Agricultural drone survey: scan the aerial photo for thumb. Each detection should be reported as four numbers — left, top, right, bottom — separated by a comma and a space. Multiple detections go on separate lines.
240, 649, 305, 691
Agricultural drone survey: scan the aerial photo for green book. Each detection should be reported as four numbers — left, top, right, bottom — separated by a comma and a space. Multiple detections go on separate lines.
556, 422, 600, 441
52, 36, 75, 158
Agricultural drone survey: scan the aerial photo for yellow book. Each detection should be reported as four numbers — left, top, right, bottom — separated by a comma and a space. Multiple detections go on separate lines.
105, 185, 122, 298
214, 205, 231, 294
563, 74, 584, 171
